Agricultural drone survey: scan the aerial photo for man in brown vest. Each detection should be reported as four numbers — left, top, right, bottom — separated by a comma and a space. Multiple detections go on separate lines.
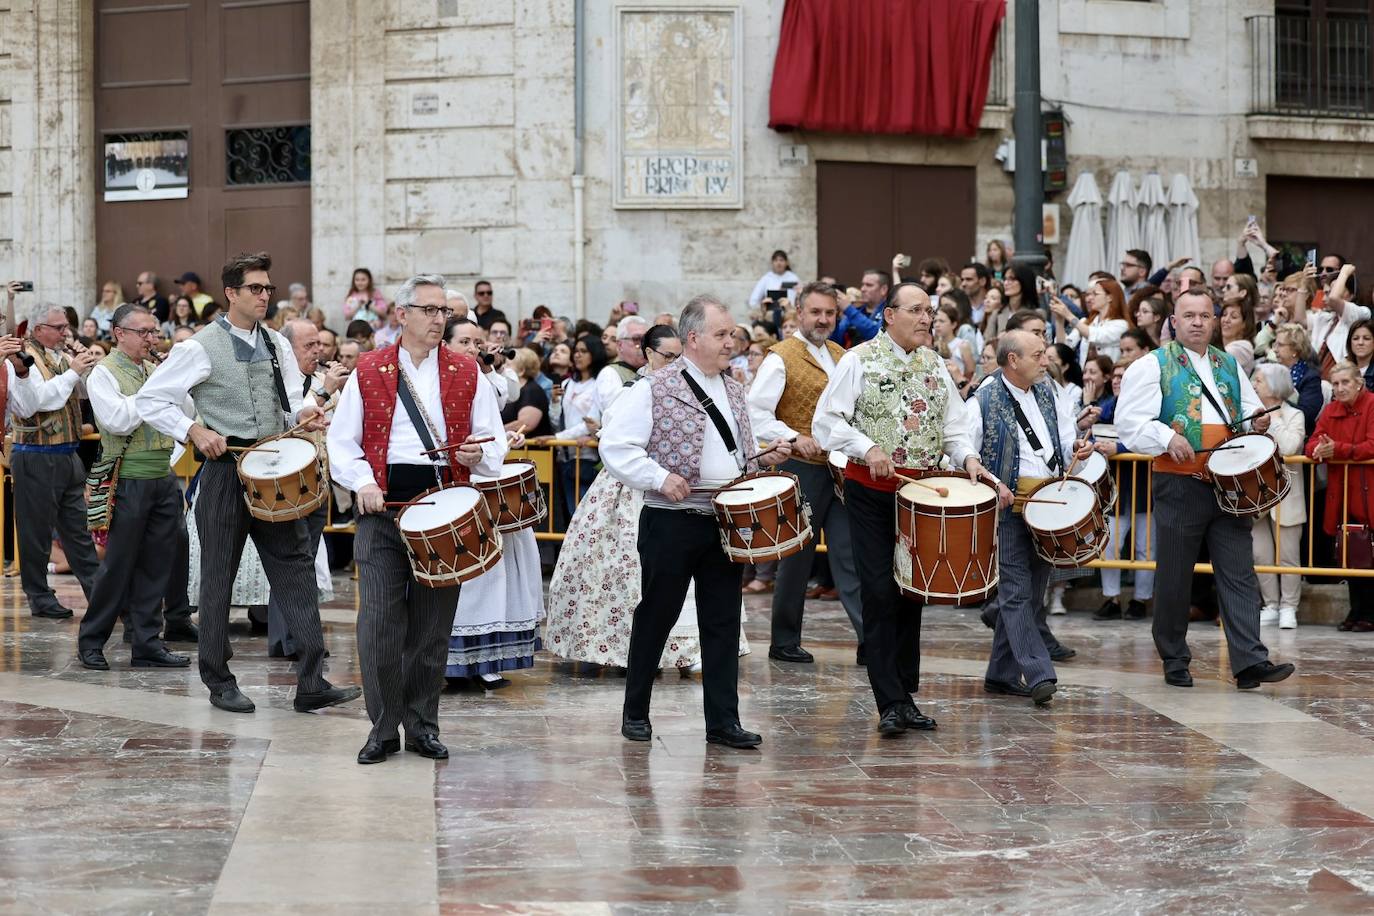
747, 281, 864, 663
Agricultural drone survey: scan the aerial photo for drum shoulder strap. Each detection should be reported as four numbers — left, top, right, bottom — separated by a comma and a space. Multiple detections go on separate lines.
680, 369, 738, 455
257, 326, 294, 420
1008, 396, 1060, 472
396, 364, 444, 458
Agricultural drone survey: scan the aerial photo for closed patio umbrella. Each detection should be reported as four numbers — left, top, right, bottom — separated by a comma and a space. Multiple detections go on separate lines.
1104, 170, 1140, 272
1137, 172, 1171, 270
1166, 173, 1200, 269
1062, 171, 1105, 290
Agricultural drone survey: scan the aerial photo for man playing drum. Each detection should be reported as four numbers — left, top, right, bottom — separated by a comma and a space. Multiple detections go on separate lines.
814, 282, 1007, 737
600, 294, 792, 749
1116, 287, 1295, 690
328, 274, 506, 765
137, 251, 360, 715
965, 330, 1094, 706
746, 281, 864, 664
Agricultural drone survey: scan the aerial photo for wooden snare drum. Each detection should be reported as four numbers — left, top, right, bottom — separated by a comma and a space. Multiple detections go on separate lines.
827, 451, 848, 503
237, 435, 327, 522
894, 474, 999, 606
711, 471, 813, 563
396, 485, 503, 587
1076, 450, 1118, 513
1022, 477, 1107, 568
1207, 433, 1290, 518
471, 461, 547, 532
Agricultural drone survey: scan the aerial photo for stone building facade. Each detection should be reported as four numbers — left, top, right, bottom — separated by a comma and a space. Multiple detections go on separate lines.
3, 0, 1374, 323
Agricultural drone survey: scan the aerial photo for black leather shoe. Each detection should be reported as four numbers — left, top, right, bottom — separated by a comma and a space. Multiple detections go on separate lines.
984, 678, 1031, 697
855, 644, 866, 666
163, 622, 199, 643
768, 645, 814, 664
979, 606, 998, 630
878, 707, 906, 737
32, 605, 74, 620
405, 734, 449, 759
78, 649, 109, 671
1164, 669, 1194, 688
621, 716, 652, 742
210, 686, 256, 713
1093, 599, 1122, 620
121, 628, 133, 643
357, 738, 399, 765
898, 703, 937, 730
293, 684, 362, 712
1236, 660, 1296, 690
1049, 647, 1076, 662
132, 648, 191, 668
1030, 680, 1057, 706
706, 723, 762, 748
1125, 599, 1148, 620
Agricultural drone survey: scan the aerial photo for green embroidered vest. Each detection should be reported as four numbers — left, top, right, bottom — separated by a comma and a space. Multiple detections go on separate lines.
99, 350, 175, 479
851, 333, 948, 468
1155, 341, 1241, 450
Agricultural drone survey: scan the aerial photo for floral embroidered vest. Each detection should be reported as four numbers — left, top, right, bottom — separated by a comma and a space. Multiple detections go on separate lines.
771, 336, 845, 464
975, 370, 1064, 506
1154, 341, 1241, 478
851, 333, 947, 469
645, 361, 755, 505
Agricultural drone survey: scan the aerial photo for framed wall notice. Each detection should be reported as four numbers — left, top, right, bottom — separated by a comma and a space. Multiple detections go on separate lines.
103, 131, 189, 202
615, 6, 743, 209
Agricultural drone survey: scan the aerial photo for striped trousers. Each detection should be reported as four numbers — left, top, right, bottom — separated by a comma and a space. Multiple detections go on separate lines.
355, 513, 460, 744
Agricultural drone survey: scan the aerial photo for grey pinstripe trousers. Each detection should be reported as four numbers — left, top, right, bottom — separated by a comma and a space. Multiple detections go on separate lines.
194, 462, 328, 693
1152, 474, 1269, 676
986, 513, 1056, 688
355, 513, 460, 743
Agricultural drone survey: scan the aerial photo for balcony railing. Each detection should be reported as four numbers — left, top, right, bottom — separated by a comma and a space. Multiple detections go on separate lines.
1249, 14, 1374, 119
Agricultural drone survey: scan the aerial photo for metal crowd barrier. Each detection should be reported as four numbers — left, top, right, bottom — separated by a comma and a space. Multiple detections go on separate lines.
3, 438, 1371, 580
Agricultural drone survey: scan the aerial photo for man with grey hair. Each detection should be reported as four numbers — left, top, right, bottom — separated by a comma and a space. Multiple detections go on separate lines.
965, 329, 1092, 707
10, 303, 100, 619
595, 315, 649, 407
445, 289, 469, 321
601, 294, 793, 749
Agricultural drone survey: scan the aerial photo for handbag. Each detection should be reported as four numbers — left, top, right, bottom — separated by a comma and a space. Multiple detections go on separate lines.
1339, 466, 1374, 568
86, 433, 136, 532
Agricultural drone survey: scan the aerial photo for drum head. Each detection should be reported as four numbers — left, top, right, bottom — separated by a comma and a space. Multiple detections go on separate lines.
828, 451, 847, 472
471, 461, 535, 485
900, 476, 993, 508
1079, 450, 1108, 483
398, 486, 482, 532
240, 437, 315, 475
1208, 435, 1276, 475
713, 474, 793, 506
1024, 478, 1097, 528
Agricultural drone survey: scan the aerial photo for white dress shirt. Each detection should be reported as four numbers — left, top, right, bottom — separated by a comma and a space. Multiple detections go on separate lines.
136, 321, 307, 443
599, 359, 743, 506
327, 346, 507, 493
748, 269, 801, 307
88, 361, 194, 436
1116, 345, 1263, 456
8, 349, 84, 420
5, 362, 41, 421
813, 335, 976, 470
1308, 301, 1371, 364
1067, 317, 1129, 364
481, 366, 510, 408
746, 331, 838, 442
965, 374, 1077, 479
557, 376, 602, 440
594, 363, 639, 413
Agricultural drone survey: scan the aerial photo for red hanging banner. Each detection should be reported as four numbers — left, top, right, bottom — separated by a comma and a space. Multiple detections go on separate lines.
768, 0, 1007, 138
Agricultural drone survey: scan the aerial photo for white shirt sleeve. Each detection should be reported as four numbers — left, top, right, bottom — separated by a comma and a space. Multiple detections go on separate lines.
812, 351, 874, 461
1055, 386, 1079, 458
939, 365, 976, 470
469, 374, 510, 478
6, 361, 37, 419
135, 340, 211, 442
1238, 367, 1264, 429
87, 364, 142, 436
325, 371, 371, 492
481, 367, 509, 408
966, 392, 984, 455
1116, 353, 1173, 456
748, 274, 771, 308
745, 353, 796, 442
594, 365, 626, 413
598, 375, 669, 492
13, 365, 82, 418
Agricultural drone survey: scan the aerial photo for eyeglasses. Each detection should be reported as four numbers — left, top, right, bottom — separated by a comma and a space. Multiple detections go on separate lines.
1120, 261, 1142, 270
116, 326, 161, 339
475, 290, 493, 296
233, 283, 277, 298
651, 348, 680, 361
626, 335, 644, 345
405, 305, 455, 320
35, 322, 68, 332
891, 305, 935, 318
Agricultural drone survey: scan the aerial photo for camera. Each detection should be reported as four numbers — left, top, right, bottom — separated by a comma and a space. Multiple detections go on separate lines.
15, 281, 33, 292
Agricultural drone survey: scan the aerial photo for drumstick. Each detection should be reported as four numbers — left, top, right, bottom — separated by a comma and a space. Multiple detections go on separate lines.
225, 446, 280, 454
513, 424, 527, 436
1234, 402, 1282, 430
1195, 444, 1246, 454
1013, 497, 1068, 506
422, 437, 496, 456
747, 437, 798, 462
893, 473, 948, 498
384, 500, 435, 508
690, 486, 752, 494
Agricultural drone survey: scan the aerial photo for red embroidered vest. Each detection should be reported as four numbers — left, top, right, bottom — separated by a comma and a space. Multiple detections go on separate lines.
356, 344, 480, 492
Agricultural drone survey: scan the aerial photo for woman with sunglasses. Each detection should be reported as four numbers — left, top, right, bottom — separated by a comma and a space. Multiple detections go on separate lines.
546, 324, 747, 674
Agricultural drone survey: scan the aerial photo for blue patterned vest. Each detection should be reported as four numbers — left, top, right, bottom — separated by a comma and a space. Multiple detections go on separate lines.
975, 371, 1064, 511
1155, 341, 1241, 450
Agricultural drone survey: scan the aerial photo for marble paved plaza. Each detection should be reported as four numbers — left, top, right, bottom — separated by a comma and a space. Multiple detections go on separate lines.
3, 572, 1374, 914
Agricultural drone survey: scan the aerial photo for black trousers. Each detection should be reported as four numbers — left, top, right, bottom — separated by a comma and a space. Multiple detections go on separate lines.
845, 479, 923, 714
194, 461, 328, 694
162, 512, 192, 629
77, 474, 181, 658
624, 508, 743, 731
355, 513, 459, 744
1348, 577, 1374, 624
266, 502, 328, 655
11, 450, 100, 614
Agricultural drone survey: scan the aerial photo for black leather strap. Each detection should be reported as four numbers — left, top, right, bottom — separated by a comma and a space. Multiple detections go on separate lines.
1009, 395, 1061, 472
679, 370, 738, 455
256, 326, 293, 419
1187, 366, 1236, 429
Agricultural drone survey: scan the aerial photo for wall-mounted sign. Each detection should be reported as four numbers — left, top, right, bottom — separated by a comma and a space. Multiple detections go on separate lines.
615, 6, 743, 209
103, 131, 189, 202
413, 92, 440, 116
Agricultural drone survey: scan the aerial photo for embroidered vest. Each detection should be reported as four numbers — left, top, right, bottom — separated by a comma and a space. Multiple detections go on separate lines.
1154, 341, 1241, 477
976, 370, 1064, 508
190, 319, 288, 440
608, 362, 638, 386
13, 342, 82, 446
98, 350, 175, 457
645, 361, 755, 501
771, 336, 845, 464
355, 344, 480, 492
850, 333, 947, 469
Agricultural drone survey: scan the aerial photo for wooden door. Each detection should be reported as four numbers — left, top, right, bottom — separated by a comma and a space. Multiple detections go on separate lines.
817, 161, 976, 289
94, 0, 311, 309
1267, 174, 1374, 304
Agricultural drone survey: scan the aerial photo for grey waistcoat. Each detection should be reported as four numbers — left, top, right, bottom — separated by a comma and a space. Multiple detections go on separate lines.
191, 319, 288, 440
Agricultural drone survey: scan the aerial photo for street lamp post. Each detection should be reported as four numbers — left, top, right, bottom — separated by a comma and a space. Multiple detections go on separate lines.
1011, 0, 1047, 276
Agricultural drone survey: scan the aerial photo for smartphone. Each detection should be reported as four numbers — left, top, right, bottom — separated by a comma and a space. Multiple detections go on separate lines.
896, 254, 912, 269
15, 281, 33, 292
1306, 248, 1318, 266
622, 301, 639, 315
540, 317, 553, 334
